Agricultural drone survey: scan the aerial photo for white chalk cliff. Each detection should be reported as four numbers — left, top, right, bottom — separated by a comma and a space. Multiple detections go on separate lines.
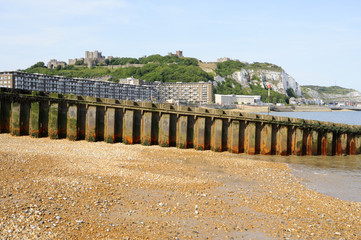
225, 69, 303, 97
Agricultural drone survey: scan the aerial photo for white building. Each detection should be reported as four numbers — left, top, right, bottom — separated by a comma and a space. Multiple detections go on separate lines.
215, 94, 261, 105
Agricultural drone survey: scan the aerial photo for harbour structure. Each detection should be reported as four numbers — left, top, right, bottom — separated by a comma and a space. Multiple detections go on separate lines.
0, 88, 360, 156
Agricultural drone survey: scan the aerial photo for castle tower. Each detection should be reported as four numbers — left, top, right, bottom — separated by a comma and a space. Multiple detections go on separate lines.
176, 50, 183, 58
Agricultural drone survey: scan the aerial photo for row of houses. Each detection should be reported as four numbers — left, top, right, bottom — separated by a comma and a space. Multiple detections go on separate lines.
0, 71, 213, 103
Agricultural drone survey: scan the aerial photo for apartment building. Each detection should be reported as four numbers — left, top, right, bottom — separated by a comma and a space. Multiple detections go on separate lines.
156, 82, 212, 103
0, 72, 14, 88
0, 71, 213, 103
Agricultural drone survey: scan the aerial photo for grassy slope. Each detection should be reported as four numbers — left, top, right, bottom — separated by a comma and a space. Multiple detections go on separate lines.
24, 58, 290, 103
302, 85, 354, 95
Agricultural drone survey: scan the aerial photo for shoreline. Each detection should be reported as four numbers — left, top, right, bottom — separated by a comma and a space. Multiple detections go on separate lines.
0, 134, 360, 239
290, 163, 361, 202
234, 105, 359, 113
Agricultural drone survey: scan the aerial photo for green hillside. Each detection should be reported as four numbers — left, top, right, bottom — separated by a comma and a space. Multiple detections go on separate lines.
302, 85, 353, 95
215, 60, 283, 77
24, 55, 290, 103
25, 55, 212, 83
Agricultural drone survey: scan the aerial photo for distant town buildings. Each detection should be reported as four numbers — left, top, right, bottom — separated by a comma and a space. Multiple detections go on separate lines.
215, 94, 261, 105
0, 71, 213, 104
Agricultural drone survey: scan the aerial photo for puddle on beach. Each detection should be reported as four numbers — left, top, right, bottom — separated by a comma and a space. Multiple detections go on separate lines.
243, 154, 361, 202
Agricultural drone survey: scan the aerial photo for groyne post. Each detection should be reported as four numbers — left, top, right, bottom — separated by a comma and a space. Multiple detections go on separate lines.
260, 123, 272, 155
10, 101, 21, 136
96, 106, 105, 141
228, 120, 241, 153
29, 101, 40, 137
292, 127, 304, 156
321, 132, 334, 156
194, 116, 206, 150
85, 105, 97, 142
211, 118, 223, 152
276, 125, 288, 156
245, 121, 256, 155
21, 102, 30, 136
123, 109, 135, 144
356, 135, 361, 154
67, 104, 78, 141
48, 102, 59, 139
29, 101, 48, 137
176, 115, 188, 149
336, 133, 348, 155
307, 129, 319, 155
104, 107, 116, 143
141, 111, 153, 146
349, 135, 356, 155
159, 113, 170, 147
0, 100, 11, 133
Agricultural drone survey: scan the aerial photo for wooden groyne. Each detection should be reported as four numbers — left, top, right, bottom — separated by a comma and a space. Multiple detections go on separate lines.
1, 88, 360, 156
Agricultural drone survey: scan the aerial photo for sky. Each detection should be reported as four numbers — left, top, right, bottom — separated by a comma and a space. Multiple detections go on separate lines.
1, 0, 361, 91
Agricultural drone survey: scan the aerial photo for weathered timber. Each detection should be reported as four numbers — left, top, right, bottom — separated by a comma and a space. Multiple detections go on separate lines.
0, 88, 360, 156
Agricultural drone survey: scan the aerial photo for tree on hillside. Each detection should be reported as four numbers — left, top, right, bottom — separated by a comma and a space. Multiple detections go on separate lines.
75, 59, 84, 65
216, 60, 247, 77
29, 62, 45, 69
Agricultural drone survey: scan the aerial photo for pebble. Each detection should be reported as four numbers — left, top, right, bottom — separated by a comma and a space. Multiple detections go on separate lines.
0, 134, 360, 239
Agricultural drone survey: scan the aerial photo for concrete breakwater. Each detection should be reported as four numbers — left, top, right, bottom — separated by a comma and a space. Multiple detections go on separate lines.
0, 88, 360, 156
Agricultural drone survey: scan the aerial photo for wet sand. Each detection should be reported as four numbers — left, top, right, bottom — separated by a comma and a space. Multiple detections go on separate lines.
0, 134, 360, 239
290, 164, 361, 202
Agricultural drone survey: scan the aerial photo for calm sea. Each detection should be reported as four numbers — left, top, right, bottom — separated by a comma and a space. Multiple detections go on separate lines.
259, 111, 361, 202
264, 111, 361, 126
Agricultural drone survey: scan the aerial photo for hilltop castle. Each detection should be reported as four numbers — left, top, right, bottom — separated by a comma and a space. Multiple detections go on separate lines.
68, 50, 110, 67
48, 50, 185, 69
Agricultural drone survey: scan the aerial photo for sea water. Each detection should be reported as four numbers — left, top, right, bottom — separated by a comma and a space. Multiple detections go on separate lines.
264, 111, 361, 125
264, 111, 361, 202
